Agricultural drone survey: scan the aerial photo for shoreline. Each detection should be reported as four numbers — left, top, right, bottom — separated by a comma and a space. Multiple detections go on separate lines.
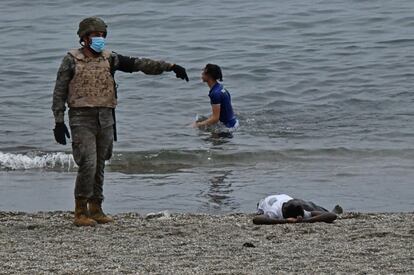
1, 211, 413, 274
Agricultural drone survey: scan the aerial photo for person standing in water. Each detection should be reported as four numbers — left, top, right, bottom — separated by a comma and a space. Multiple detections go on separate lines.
193, 64, 239, 135
52, 17, 189, 227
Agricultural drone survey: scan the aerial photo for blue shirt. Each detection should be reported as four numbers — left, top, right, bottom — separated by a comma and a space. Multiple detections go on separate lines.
208, 83, 237, 128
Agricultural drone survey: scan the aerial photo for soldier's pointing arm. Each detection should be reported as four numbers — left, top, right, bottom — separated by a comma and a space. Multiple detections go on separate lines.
111, 53, 172, 75
52, 55, 75, 123
111, 53, 189, 81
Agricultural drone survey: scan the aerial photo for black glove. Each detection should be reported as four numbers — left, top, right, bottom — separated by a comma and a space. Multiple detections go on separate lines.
172, 64, 189, 82
53, 122, 70, 145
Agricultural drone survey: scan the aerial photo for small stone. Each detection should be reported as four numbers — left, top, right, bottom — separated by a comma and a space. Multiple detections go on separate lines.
145, 210, 170, 220
26, 224, 37, 230
243, 242, 255, 248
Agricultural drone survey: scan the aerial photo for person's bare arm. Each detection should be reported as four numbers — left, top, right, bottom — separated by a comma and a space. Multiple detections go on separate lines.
302, 211, 337, 223
196, 104, 220, 128
253, 212, 337, 225
252, 215, 298, 225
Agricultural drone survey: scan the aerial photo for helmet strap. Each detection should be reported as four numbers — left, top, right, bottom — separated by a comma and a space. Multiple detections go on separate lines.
79, 34, 102, 56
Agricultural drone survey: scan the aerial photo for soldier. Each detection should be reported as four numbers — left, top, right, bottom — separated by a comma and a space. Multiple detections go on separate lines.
52, 17, 189, 226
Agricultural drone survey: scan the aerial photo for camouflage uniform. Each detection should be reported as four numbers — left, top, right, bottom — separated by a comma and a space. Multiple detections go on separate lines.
52, 50, 173, 200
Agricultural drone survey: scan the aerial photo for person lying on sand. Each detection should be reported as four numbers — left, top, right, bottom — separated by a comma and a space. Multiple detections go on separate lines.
253, 194, 343, 224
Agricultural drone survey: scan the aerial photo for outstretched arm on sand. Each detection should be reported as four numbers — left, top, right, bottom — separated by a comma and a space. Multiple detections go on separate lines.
252, 212, 337, 225
252, 215, 299, 225
303, 211, 337, 223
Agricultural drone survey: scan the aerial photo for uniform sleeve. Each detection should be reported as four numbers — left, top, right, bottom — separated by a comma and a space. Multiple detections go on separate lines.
210, 91, 222, 105
52, 54, 74, 123
111, 52, 173, 75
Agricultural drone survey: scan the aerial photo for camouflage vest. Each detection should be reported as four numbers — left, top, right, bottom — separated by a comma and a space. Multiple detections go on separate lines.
67, 49, 117, 108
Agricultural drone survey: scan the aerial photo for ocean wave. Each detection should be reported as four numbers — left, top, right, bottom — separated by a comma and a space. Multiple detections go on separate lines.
0, 151, 76, 171
1, 148, 413, 173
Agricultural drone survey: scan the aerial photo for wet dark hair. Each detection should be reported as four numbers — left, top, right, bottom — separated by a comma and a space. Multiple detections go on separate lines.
282, 200, 305, 218
204, 64, 223, 81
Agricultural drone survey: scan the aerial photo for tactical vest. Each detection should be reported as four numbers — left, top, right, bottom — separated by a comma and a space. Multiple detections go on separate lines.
67, 49, 117, 108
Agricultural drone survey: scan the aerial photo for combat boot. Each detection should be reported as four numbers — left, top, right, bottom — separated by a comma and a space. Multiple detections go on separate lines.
88, 199, 114, 224
74, 198, 97, 227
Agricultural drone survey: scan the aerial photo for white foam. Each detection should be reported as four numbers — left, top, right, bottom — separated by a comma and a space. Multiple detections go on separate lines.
0, 151, 77, 170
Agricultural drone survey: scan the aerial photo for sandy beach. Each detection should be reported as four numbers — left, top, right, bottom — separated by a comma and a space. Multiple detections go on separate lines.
0, 211, 412, 274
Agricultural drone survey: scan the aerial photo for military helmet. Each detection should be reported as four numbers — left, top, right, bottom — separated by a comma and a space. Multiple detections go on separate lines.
77, 17, 107, 38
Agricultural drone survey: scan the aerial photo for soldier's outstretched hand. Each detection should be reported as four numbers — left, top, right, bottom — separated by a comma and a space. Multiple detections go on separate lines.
171, 64, 189, 82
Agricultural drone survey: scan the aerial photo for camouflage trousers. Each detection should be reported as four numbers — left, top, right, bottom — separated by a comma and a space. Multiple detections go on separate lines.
69, 108, 114, 200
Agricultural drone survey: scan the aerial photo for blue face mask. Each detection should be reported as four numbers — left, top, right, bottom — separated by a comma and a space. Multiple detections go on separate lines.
90, 37, 105, 53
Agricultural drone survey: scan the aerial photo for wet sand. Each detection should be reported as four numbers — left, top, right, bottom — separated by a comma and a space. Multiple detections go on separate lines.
0, 211, 412, 274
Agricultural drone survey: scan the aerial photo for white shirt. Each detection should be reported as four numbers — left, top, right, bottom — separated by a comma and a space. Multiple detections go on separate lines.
257, 194, 311, 219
